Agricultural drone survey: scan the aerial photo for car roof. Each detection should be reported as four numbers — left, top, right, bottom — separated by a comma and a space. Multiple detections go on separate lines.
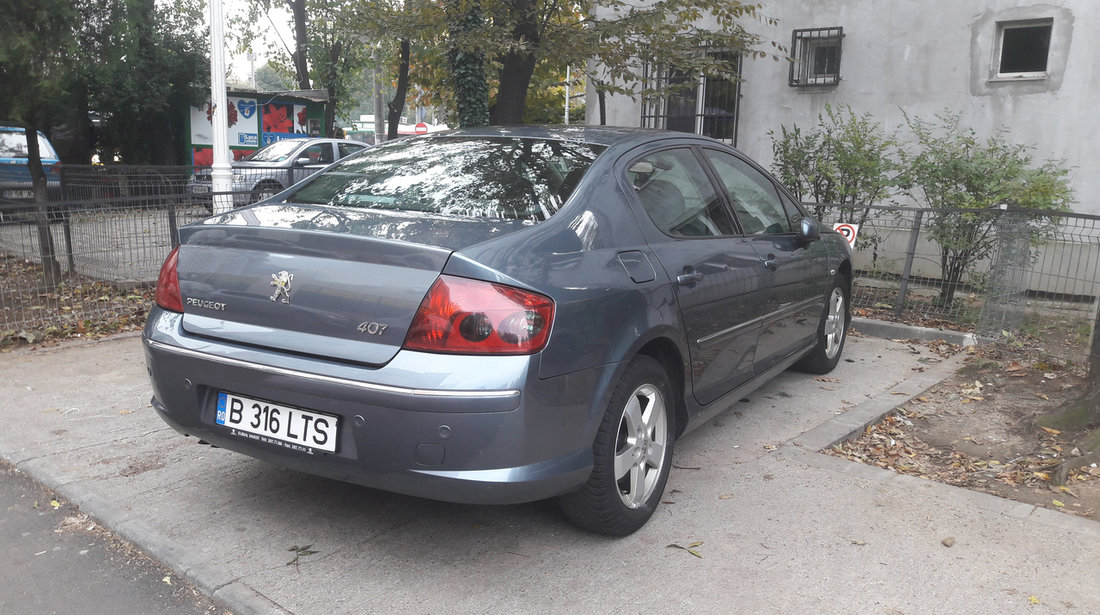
420, 125, 715, 149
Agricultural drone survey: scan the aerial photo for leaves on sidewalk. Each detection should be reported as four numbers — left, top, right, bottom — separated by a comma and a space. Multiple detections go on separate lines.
666, 541, 703, 558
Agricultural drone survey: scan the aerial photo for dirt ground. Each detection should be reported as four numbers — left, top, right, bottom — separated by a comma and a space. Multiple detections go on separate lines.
828, 330, 1100, 522
0, 255, 151, 348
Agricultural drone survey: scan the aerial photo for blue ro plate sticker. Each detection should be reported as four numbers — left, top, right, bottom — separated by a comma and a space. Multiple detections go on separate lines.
214, 391, 339, 454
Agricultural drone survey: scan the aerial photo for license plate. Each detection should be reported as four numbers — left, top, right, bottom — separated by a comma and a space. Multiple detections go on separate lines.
3, 189, 34, 199
216, 392, 338, 454
192, 185, 209, 193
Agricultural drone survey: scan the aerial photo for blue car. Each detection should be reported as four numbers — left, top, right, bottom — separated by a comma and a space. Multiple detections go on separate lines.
144, 126, 852, 535
0, 125, 61, 220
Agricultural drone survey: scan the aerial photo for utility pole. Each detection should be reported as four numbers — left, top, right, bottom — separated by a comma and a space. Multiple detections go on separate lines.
564, 66, 570, 125
372, 48, 385, 143
209, 0, 233, 213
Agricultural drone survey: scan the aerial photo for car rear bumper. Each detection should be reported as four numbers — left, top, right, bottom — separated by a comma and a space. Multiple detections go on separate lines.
142, 308, 614, 505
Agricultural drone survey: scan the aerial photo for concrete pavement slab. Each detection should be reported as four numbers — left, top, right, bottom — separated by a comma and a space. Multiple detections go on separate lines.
1, 332, 1098, 614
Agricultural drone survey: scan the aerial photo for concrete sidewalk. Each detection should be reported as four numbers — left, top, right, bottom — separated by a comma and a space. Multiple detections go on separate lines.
1, 330, 1097, 614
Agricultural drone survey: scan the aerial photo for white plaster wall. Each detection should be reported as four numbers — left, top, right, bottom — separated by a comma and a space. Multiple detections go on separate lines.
588, 1, 1099, 215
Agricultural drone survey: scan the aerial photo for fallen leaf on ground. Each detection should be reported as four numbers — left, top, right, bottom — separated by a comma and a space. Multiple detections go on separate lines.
667, 541, 704, 558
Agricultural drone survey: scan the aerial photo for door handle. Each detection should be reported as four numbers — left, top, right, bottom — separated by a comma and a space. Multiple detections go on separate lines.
676, 271, 704, 285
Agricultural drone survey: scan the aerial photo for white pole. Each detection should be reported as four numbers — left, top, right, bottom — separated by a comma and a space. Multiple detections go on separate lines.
564, 66, 570, 125
209, 0, 233, 213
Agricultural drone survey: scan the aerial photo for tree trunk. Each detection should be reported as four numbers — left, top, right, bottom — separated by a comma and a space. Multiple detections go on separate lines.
491, 0, 539, 125
387, 40, 411, 140
447, 0, 489, 128
288, 0, 311, 90
324, 39, 343, 136
23, 124, 62, 287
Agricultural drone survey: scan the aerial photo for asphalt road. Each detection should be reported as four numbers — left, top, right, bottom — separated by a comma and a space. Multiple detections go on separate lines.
0, 461, 228, 615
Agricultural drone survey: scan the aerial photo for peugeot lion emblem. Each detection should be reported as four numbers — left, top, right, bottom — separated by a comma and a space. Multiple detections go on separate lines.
270, 270, 294, 303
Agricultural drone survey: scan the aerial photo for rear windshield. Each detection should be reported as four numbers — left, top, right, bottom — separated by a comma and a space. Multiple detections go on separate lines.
285, 137, 605, 222
0, 132, 57, 160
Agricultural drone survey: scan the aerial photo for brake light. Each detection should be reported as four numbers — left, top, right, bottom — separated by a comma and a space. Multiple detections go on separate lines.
155, 246, 183, 312
404, 275, 554, 355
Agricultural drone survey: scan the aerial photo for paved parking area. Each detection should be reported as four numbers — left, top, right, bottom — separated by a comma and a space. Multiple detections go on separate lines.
1, 332, 1097, 614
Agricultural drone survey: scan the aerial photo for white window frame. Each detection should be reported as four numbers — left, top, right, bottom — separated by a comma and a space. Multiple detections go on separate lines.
992, 18, 1053, 81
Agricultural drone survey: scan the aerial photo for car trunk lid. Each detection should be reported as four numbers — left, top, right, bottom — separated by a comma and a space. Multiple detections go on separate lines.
175, 205, 529, 366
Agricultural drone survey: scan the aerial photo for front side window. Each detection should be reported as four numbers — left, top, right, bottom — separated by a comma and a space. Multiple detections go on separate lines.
995, 19, 1052, 78
703, 150, 791, 235
285, 137, 605, 222
300, 144, 333, 164
628, 148, 736, 238
789, 27, 843, 87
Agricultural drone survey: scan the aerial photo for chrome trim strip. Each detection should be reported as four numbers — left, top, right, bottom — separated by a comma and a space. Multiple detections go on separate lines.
696, 296, 822, 348
145, 338, 520, 399
697, 317, 761, 348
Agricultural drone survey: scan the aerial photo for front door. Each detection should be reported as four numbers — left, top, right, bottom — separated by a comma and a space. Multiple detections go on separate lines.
626, 146, 769, 405
701, 149, 830, 372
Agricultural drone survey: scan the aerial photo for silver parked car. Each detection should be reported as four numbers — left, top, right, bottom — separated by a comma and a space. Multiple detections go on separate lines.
192, 137, 369, 205
145, 126, 851, 535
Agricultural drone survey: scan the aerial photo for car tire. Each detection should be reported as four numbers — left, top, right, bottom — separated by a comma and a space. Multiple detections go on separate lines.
559, 355, 674, 536
252, 180, 283, 203
794, 275, 850, 374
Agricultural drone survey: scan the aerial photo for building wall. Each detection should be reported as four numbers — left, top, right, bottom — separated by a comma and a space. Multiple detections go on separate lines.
589, 1, 1099, 215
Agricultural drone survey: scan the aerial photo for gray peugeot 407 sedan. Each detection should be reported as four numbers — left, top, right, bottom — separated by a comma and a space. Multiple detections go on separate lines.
143, 126, 852, 535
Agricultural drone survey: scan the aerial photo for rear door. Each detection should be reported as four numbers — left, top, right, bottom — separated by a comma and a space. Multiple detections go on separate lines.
700, 148, 830, 372
625, 146, 769, 405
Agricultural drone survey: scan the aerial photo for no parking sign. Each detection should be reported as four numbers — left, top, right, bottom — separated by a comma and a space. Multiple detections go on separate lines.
833, 223, 859, 247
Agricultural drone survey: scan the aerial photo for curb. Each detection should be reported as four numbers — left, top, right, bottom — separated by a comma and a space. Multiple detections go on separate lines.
786, 335, 1100, 538
851, 316, 977, 347
1, 449, 291, 615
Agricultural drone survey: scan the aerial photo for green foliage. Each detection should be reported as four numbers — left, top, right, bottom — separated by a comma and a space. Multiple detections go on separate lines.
769, 104, 898, 225
339, 0, 775, 126
447, 0, 490, 128
0, 0, 81, 126
254, 62, 295, 92
901, 111, 1073, 304
82, 0, 208, 163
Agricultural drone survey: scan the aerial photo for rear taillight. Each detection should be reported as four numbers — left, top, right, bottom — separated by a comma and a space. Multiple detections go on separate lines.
403, 275, 554, 355
155, 246, 183, 312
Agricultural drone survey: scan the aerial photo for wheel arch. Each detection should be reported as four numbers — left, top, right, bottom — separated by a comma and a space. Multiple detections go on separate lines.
634, 336, 690, 439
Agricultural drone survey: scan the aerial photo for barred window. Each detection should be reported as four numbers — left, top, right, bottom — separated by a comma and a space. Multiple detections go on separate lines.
789, 27, 843, 87
640, 50, 741, 144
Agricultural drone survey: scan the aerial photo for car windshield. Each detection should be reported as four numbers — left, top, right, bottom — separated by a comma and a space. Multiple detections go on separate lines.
244, 139, 306, 162
0, 132, 57, 159
284, 137, 605, 222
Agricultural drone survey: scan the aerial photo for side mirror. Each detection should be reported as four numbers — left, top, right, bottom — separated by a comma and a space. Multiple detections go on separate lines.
295, 157, 312, 167
799, 218, 821, 242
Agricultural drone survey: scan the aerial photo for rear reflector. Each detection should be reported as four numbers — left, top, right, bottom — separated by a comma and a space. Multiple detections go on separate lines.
404, 275, 554, 355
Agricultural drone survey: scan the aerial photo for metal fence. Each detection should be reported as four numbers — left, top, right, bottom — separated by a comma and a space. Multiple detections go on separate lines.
812, 203, 1100, 368
1, 175, 1098, 369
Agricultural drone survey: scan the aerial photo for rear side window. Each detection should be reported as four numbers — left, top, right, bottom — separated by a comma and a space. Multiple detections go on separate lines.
338, 143, 366, 158
627, 148, 737, 238
286, 137, 605, 222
